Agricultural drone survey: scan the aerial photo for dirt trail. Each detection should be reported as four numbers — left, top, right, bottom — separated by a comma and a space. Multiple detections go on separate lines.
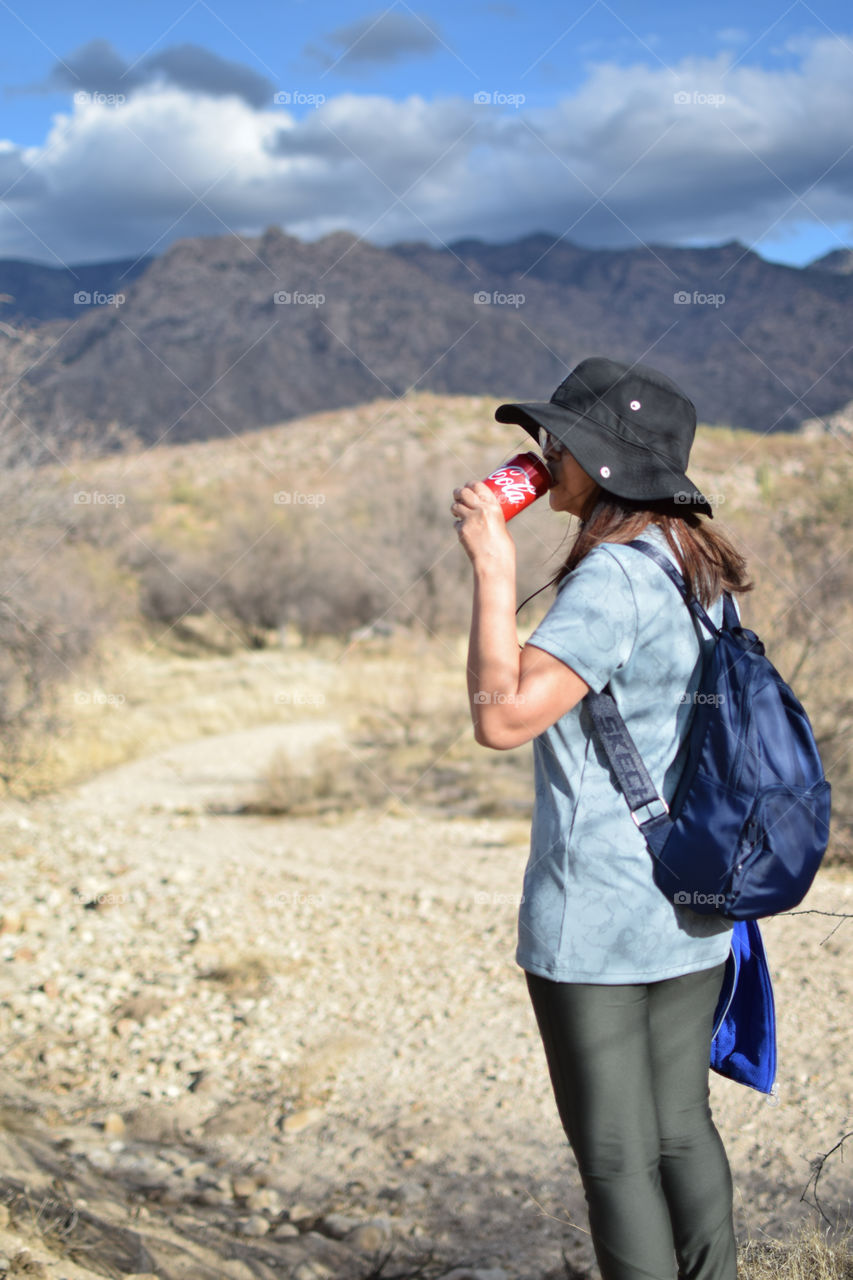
1, 721, 851, 1279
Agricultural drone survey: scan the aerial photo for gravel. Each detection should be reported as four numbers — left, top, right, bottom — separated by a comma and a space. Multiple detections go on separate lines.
0, 726, 851, 1278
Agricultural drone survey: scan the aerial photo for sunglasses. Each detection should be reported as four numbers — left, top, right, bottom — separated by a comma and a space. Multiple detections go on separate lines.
537, 427, 568, 455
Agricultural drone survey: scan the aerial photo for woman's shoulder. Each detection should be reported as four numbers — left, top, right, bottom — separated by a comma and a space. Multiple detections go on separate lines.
555, 538, 636, 595
590, 526, 683, 585
594, 529, 732, 633
565, 527, 673, 586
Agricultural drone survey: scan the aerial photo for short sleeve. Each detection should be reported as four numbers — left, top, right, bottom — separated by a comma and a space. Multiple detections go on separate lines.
524, 547, 639, 693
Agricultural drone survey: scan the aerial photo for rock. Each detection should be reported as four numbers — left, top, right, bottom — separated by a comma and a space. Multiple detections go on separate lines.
287, 1202, 314, 1224
87, 1146, 115, 1171
231, 1174, 259, 1198
222, 1262, 258, 1280
237, 1213, 270, 1237
282, 1106, 324, 1133
200, 1175, 232, 1194
111, 1154, 172, 1190
246, 1186, 282, 1213
203, 1099, 267, 1137
198, 1187, 232, 1207
272, 1222, 300, 1238
125, 1101, 198, 1142
156, 1184, 185, 1208
292, 1265, 335, 1280
103, 1110, 125, 1136
380, 1180, 427, 1204
0, 1204, 8, 1227
378, 1184, 403, 1202
345, 1218, 392, 1251
291, 1266, 318, 1280
319, 1212, 359, 1239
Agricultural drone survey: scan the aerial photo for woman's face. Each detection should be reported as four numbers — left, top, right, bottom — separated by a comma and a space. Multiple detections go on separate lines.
543, 436, 599, 518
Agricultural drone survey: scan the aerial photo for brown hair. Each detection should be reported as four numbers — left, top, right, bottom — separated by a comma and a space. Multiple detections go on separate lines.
555, 491, 752, 608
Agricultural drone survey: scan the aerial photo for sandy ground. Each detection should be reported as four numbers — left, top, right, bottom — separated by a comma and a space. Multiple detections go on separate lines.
0, 716, 851, 1279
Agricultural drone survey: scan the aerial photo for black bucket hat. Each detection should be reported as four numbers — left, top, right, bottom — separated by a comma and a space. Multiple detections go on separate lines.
495, 356, 713, 516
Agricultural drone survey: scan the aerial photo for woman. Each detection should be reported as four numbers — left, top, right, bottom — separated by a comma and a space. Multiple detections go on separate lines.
450, 357, 749, 1280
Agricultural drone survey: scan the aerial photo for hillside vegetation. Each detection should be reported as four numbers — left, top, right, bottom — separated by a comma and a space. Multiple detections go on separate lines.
1, 390, 850, 862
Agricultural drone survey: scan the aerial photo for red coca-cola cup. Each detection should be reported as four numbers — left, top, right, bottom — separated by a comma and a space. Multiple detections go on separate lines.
481, 451, 554, 520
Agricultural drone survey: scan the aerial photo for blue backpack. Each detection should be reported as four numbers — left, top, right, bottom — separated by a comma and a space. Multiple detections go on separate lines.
586, 538, 831, 921
585, 538, 831, 1095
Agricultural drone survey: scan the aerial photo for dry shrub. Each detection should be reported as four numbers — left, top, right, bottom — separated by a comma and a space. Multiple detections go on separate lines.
130, 450, 558, 648
198, 950, 279, 992
0, 469, 125, 785
135, 502, 390, 645
137, 550, 212, 628
248, 743, 355, 815
245, 699, 532, 819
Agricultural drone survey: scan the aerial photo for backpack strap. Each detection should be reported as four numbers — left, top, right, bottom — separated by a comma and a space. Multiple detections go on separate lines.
628, 537, 740, 632
585, 686, 673, 857
584, 536, 724, 857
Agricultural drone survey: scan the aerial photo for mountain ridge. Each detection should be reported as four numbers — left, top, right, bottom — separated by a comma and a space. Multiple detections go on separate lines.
1, 228, 851, 463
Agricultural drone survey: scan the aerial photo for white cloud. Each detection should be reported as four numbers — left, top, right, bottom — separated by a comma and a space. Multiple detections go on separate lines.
1, 32, 852, 267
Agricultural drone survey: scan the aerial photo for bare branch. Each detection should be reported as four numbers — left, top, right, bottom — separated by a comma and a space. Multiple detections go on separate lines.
801, 1131, 853, 1226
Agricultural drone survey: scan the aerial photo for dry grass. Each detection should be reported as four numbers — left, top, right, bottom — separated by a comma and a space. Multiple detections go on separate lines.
0, 1178, 148, 1279
738, 1227, 853, 1278
1, 1184, 79, 1275
0, 633, 343, 797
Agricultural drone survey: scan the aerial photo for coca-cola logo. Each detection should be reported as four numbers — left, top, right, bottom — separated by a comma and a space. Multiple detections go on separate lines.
488, 466, 537, 504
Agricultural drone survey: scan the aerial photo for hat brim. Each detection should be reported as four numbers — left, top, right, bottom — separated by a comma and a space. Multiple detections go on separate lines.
495, 400, 714, 517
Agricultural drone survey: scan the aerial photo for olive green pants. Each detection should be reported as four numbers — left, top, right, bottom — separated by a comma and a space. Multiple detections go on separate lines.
526, 962, 737, 1280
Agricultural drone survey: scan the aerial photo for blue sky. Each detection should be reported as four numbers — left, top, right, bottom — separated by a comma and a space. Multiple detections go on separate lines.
1, 0, 852, 267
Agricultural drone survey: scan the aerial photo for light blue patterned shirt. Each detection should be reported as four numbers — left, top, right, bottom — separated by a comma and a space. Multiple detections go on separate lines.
518, 523, 733, 983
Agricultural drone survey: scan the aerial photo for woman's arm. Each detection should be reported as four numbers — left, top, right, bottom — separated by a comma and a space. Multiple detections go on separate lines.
453, 480, 590, 750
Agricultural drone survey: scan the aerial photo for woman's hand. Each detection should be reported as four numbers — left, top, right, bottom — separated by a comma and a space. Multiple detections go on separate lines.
451, 480, 515, 571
